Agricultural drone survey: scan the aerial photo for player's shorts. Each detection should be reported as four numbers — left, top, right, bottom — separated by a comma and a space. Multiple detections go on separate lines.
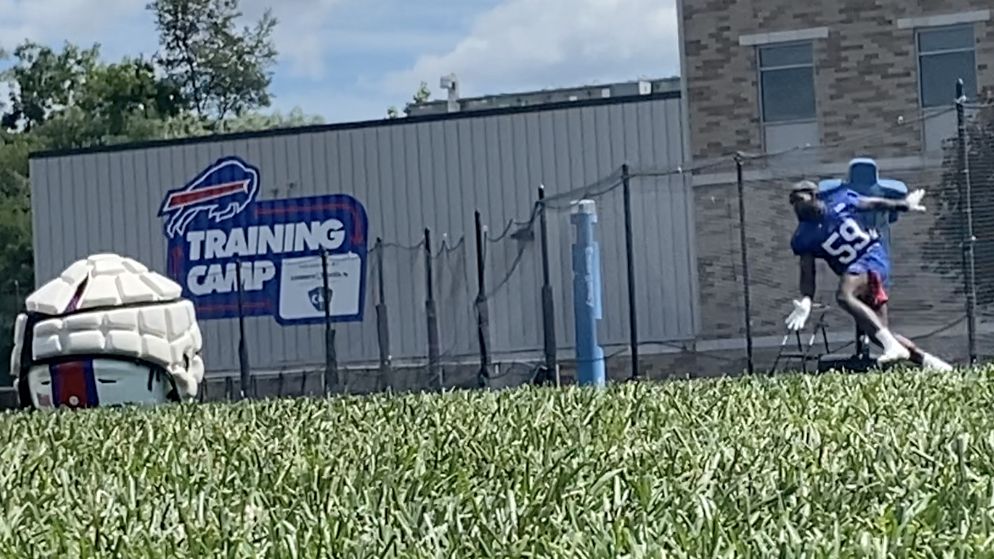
846, 249, 890, 310
858, 271, 889, 310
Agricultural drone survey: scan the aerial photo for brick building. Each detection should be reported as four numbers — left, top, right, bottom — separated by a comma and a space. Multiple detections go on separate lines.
678, 2, 992, 158
675, 1, 994, 365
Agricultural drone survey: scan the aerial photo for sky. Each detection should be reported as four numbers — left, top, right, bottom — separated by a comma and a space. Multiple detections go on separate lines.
0, 0, 681, 124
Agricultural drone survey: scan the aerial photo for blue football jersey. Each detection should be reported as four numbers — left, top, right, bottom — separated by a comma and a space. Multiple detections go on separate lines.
790, 188, 891, 280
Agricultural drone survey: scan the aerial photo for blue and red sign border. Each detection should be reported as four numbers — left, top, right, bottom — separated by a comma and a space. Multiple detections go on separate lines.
158, 156, 370, 325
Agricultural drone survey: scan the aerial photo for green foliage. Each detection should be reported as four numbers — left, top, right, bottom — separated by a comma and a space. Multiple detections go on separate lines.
392, 81, 433, 117
147, 0, 279, 124
1, 41, 100, 131
215, 107, 325, 133
0, 42, 189, 298
1, 42, 187, 149
0, 11, 323, 384
3, 368, 994, 555
412, 80, 431, 104
0, 130, 42, 289
75, 57, 186, 129
0, 8, 317, 299
0, 1, 316, 386
0, 131, 37, 385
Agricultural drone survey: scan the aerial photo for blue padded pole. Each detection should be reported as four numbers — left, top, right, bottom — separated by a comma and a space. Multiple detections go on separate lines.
571, 199, 605, 387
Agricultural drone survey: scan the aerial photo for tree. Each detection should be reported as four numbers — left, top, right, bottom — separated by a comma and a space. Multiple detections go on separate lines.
922, 104, 994, 307
0, 129, 42, 289
0, 23, 297, 382
387, 81, 433, 118
0, 41, 190, 291
215, 107, 324, 132
0, 47, 7, 114
148, 0, 278, 125
29, 56, 188, 150
404, 81, 432, 115
1, 41, 100, 131
412, 81, 431, 104
0, 42, 186, 141
0, 29, 313, 296
77, 57, 185, 126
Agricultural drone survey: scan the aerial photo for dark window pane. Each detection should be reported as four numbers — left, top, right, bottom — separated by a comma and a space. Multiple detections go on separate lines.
759, 43, 812, 68
761, 67, 816, 122
920, 51, 977, 107
918, 26, 974, 53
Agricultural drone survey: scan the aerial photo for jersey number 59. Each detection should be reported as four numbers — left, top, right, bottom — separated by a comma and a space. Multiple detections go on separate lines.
821, 218, 878, 265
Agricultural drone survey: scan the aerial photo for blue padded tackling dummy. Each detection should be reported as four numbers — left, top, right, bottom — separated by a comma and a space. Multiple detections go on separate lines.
817, 158, 907, 285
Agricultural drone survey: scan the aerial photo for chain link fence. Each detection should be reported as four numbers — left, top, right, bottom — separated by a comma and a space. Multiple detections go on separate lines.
3, 91, 993, 407
709, 94, 994, 375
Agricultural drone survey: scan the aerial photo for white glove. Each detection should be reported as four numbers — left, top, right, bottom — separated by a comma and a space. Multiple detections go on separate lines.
906, 189, 926, 212
785, 297, 812, 331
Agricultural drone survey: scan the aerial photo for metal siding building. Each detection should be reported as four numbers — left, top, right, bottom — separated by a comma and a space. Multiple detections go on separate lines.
28, 92, 697, 375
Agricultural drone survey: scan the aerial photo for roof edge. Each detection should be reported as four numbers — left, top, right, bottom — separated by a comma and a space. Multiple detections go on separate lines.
29, 89, 681, 160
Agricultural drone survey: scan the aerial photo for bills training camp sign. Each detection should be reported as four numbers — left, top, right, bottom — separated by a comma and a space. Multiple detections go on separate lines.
158, 156, 369, 325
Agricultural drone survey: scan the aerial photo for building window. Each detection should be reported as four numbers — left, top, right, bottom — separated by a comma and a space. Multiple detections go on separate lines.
917, 24, 977, 108
758, 42, 817, 123
757, 41, 819, 152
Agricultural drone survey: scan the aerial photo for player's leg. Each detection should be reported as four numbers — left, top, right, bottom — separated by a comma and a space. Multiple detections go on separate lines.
835, 273, 887, 337
893, 334, 953, 370
865, 302, 924, 364
835, 273, 910, 363
861, 277, 953, 371
868, 314, 953, 371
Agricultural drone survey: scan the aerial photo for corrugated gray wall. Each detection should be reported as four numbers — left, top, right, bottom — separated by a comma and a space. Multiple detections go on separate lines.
29, 95, 697, 374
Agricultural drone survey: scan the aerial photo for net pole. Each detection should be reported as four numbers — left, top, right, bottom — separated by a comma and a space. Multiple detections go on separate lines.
474, 211, 492, 387
321, 249, 339, 394
735, 154, 755, 374
235, 258, 251, 398
538, 186, 558, 384
424, 228, 443, 389
374, 238, 392, 390
621, 164, 640, 380
956, 78, 978, 366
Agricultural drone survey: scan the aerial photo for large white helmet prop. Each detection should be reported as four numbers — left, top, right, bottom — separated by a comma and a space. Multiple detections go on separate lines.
10, 253, 205, 410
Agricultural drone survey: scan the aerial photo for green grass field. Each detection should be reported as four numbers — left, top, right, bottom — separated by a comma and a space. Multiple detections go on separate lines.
3, 367, 994, 557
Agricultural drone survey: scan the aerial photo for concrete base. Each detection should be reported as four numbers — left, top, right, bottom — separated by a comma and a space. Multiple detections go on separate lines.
817, 354, 879, 373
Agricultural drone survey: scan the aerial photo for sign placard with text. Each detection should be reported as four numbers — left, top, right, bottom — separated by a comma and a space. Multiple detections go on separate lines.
157, 156, 368, 325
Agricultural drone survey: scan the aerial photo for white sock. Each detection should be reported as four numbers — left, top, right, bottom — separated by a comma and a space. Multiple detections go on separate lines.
921, 352, 954, 372
876, 329, 910, 362
876, 329, 902, 352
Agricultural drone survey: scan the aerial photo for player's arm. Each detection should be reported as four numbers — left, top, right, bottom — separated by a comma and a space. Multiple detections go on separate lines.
799, 253, 816, 299
786, 253, 816, 331
855, 189, 926, 213
856, 197, 909, 211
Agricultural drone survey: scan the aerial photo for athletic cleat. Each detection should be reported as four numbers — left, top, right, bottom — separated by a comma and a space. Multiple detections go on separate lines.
874, 329, 910, 365
877, 352, 908, 366
877, 346, 910, 365
921, 352, 954, 372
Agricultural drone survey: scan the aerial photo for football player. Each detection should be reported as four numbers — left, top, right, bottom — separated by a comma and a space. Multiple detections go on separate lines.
784, 180, 953, 371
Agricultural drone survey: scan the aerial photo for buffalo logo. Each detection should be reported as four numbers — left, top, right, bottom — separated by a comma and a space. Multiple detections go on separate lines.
158, 156, 260, 238
308, 287, 333, 313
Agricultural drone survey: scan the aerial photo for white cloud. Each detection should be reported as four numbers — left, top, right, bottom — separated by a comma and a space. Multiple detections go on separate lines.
240, 0, 345, 80
383, 0, 680, 99
0, 0, 681, 125
0, 0, 351, 80
240, 0, 473, 80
